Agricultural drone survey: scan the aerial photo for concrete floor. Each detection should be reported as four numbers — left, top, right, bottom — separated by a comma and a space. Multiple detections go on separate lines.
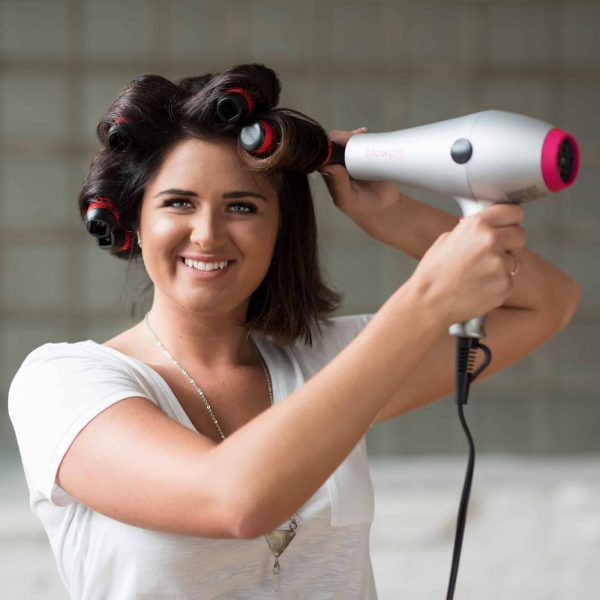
2, 455, 599, 599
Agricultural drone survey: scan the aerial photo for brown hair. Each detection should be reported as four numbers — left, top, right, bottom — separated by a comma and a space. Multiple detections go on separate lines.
78, 63, 342, 346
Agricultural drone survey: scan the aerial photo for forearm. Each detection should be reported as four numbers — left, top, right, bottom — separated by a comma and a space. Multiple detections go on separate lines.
210, 281, 445, 538
356, 189, 581, 313
356, 188, 459, 261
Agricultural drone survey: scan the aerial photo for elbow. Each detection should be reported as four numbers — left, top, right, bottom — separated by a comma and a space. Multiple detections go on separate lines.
206, 451, 276, 540
229, 491, 288, 539
558, 278, 582, 330
223, 482, 272, 540
234, 517, 267, 541
229, 503, 271, 540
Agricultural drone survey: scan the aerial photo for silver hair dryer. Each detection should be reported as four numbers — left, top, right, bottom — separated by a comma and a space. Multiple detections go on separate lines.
325, 110, 580, 338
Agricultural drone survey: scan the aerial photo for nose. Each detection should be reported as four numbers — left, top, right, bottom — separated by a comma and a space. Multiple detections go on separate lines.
189, 206, 227, 248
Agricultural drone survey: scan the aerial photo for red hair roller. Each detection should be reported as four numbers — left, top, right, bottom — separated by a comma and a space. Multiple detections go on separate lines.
239, 120, 277, 155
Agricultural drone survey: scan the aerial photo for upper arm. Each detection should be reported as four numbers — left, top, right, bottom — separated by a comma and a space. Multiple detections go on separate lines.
57, 396, 242, 538
371, 301, 578, 424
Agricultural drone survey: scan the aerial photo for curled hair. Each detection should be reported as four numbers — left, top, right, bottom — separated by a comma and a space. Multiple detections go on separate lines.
78, 63, 341, 345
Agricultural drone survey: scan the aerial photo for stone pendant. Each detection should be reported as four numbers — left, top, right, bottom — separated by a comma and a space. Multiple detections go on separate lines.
264, 529, 296, 557
264, 514, 298, 574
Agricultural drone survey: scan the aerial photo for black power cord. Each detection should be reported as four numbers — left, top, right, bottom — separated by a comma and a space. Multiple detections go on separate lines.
446, 336, 492, 600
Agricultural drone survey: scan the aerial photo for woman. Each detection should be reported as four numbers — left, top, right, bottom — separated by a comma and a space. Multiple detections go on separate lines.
8, 64, 580, 599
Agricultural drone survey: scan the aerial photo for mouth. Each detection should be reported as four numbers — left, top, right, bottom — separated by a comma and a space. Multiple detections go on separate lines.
179, 257, 236, 275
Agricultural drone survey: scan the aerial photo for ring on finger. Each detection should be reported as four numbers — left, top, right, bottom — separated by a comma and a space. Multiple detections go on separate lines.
507, 251, 521, 277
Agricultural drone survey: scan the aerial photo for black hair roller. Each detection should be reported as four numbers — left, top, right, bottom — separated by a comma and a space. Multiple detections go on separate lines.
85, 197, 133, 252
216, 87, 255, 123
107, 117, 131, 152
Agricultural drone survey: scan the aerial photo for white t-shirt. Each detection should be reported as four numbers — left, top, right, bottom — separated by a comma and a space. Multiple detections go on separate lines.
8, 314, 378, 600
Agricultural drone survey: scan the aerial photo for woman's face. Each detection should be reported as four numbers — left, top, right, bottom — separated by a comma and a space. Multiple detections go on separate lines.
138, 138, 280, 319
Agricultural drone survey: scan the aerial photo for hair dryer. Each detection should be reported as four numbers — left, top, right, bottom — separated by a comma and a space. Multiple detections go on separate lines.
325, 110, 580, 338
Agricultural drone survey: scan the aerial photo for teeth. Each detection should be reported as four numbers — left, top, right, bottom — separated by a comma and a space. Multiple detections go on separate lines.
183, 258, 229, 272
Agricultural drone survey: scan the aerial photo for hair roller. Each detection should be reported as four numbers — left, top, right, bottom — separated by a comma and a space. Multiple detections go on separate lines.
216, 87, 255, 123
239, 119, 278, 155
107, 117, 132, 152
85, 197, 133, 253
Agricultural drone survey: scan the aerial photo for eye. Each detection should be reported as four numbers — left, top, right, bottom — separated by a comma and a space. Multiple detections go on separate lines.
163, 198, 193, 208
228, 202, 257, 214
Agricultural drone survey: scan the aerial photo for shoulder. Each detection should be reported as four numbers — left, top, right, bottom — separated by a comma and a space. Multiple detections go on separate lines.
11, 339, 123, 379
8, 340, 139, 416
11, 340, 99, 379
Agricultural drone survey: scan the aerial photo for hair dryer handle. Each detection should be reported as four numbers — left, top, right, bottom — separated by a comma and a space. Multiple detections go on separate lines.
449, 315, 487, 339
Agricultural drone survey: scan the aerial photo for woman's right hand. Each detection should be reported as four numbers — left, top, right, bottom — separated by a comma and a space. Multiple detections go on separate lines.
408, 203, 528, 327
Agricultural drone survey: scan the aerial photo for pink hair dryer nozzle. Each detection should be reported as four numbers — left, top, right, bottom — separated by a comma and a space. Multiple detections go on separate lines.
541, 128, 579, 192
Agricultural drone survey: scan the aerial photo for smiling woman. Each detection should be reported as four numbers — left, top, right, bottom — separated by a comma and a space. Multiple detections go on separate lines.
7, 62, 580, 600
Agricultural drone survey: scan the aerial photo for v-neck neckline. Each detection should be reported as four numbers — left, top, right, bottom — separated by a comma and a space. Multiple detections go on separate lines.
81, 335, 280, 434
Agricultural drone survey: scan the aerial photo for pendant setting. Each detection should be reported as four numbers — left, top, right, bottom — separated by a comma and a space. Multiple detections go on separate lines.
264, 515, 298, 574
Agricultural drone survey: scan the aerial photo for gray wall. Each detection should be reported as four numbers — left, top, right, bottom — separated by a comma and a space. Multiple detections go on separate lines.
1, 0, 599, 461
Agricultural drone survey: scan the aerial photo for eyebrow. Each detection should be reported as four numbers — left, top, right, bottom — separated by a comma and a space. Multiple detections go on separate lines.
154, 188, 269, 201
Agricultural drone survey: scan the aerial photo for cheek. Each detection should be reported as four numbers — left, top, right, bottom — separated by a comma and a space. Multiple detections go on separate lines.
234, 225, 277, 262
236, 210, 280, 254
145, 216, 180, 241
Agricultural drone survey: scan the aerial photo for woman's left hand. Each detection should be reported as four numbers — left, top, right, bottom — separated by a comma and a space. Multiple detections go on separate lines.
319, 127, 401, 226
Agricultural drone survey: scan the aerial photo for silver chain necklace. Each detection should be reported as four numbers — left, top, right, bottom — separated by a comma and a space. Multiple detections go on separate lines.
143, 311, 298, 575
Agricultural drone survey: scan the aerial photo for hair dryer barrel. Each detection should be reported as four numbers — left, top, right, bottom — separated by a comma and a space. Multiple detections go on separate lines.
341, 110, 579, 203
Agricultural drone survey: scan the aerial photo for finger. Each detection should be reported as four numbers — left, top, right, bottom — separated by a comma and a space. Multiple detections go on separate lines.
319, 163, 355, 202
318, 163, 346, 179
475, 203, 525, 227
496, 225, 528, 253
325, 126, 369, 147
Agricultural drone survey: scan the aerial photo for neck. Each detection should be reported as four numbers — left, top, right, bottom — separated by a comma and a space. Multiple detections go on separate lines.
143, 295, 260, 370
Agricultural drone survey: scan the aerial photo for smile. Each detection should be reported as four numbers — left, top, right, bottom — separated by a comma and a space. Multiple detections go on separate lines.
182, 257, 231, 272
179, 257, 236, 279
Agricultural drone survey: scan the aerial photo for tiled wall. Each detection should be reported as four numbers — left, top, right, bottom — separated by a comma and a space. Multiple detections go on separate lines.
1, 0, 598, 458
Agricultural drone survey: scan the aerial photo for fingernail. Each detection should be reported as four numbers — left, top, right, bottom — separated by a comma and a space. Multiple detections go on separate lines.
459, 217, 464, 222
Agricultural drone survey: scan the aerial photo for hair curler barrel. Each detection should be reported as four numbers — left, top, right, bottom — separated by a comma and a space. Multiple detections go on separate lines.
321, 141, 346, 169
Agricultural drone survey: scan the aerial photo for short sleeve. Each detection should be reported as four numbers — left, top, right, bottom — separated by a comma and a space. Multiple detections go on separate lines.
7, 342, 151, 507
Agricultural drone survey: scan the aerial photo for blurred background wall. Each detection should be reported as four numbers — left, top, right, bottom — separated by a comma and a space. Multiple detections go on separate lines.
2, 0, 598, 460
1, 1, 598, 598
